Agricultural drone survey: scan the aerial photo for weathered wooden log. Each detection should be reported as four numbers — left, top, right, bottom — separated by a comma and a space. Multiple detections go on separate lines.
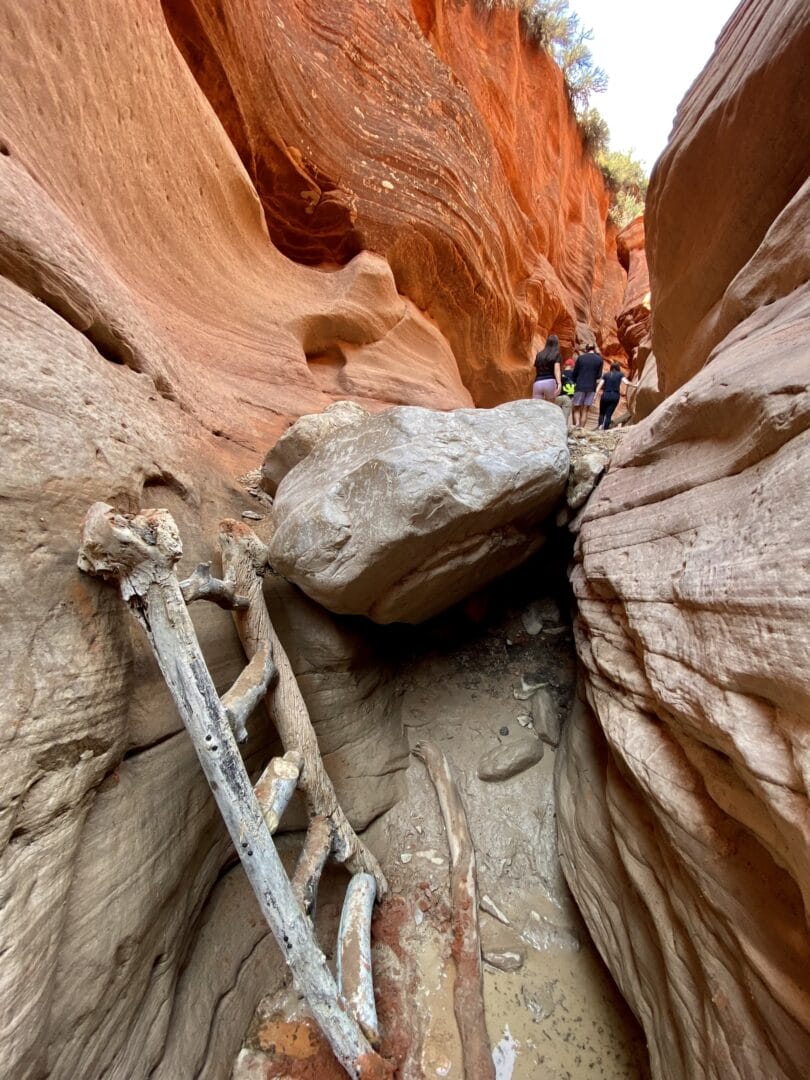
78, 503, 387, 1080
338, 873, 380, 1047
413, 740, 494, 1080
179, 561, 248, 609
254, 750, 303, 833
217, 519, 387, 896
219, 638, 277, 744
292, 813, 333, 917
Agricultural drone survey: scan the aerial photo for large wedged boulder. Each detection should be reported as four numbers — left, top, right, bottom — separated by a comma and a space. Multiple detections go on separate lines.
269, 400, 569, 624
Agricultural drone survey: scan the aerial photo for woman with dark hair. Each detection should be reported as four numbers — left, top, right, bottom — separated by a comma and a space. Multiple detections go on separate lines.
596, 362, 627, 430
532, 334, 562, 402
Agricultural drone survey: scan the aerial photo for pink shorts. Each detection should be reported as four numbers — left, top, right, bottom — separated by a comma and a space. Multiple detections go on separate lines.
532, 378, 558, 401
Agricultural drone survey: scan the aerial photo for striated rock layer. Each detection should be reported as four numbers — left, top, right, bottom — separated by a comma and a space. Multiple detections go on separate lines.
163, 0, 625, 399
645, 0, 810, 396
558, 1, 810, 1077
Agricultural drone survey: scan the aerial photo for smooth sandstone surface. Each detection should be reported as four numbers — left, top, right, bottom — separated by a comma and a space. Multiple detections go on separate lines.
269, 400, 569, 623
557, 2, 810, 1076
645, 0, 810, 395
478, 737, 544, 782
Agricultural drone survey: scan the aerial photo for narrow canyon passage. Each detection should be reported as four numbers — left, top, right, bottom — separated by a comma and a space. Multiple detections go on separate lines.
235, 547, 649, 1079
3, 1, 808, 1077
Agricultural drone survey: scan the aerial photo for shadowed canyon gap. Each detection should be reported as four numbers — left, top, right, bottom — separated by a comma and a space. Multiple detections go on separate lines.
0, 0, 808, 1078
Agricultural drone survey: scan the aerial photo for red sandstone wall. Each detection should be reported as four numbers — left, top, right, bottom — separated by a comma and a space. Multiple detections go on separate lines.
163, 0, 625, 402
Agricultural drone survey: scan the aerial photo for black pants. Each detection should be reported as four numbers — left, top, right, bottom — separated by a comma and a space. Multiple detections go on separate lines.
598, 396, 619, 429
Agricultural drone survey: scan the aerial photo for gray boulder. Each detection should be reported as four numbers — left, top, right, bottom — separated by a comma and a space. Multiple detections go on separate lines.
261, 400, 369, 495
268, 400, 569, 623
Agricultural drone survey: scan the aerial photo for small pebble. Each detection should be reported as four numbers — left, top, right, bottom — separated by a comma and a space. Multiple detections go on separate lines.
499, 726, 509, 737
241, 510, 262, 521
400, 853, 413, 864
484, 949, 526, 973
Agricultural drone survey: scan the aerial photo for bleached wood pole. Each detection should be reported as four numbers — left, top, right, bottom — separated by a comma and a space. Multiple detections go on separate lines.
254, 750, 303, 833
413, 740, 494, 1080
338, 873, 380, 1047
217, 519, 387, 896
78, 503, 388, 1080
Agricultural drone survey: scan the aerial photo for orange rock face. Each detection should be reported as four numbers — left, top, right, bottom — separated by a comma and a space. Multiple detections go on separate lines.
615, 215, 651, 372
163, 0, 624, 397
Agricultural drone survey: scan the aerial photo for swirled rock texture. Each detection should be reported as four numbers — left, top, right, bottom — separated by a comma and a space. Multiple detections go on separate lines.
269, 400, 569, 624
163, 0, 625, 398
557, 2, 810, 1077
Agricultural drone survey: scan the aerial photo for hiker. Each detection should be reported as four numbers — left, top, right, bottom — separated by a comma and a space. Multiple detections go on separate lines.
532, 334, 562, 401
597, 362, 627, 430
571, 344, 604, 428
561, 358, 576, 397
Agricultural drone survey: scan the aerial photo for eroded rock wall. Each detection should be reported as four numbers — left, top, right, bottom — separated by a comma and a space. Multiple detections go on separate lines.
558, 1, 810, 1076
162, 0, 624, 401
615, 215, 650, 373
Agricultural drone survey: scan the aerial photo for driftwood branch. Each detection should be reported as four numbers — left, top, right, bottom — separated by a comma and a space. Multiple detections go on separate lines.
414, 740, 494, 1080
338, 873, 380, 1047
254, 750, 303, 834
218, 519, 387, 896
179, 562, 248, 609
78, 503, 387, 1080
292, 814, 333, 917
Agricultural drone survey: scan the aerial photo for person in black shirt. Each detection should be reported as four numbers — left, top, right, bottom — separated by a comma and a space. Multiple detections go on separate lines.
532, 334, 562, 401
571, 345, 604, 428
597, 363, 628, 430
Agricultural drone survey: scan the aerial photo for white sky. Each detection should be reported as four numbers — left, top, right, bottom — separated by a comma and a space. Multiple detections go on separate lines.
571, 0, 741, 170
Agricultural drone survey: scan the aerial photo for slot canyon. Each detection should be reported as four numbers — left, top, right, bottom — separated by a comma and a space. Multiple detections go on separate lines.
0, 1, 808, 1078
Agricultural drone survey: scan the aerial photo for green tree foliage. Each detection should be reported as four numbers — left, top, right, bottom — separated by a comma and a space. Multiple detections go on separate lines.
517, 2, 608, 110
608, 189, 646, 229
577, 107, 610, 154
596, 148, 648, 227
473, 2, 648, 225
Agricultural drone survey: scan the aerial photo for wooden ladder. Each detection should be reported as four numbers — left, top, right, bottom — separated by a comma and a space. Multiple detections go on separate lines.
78, 503, 390, 1080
